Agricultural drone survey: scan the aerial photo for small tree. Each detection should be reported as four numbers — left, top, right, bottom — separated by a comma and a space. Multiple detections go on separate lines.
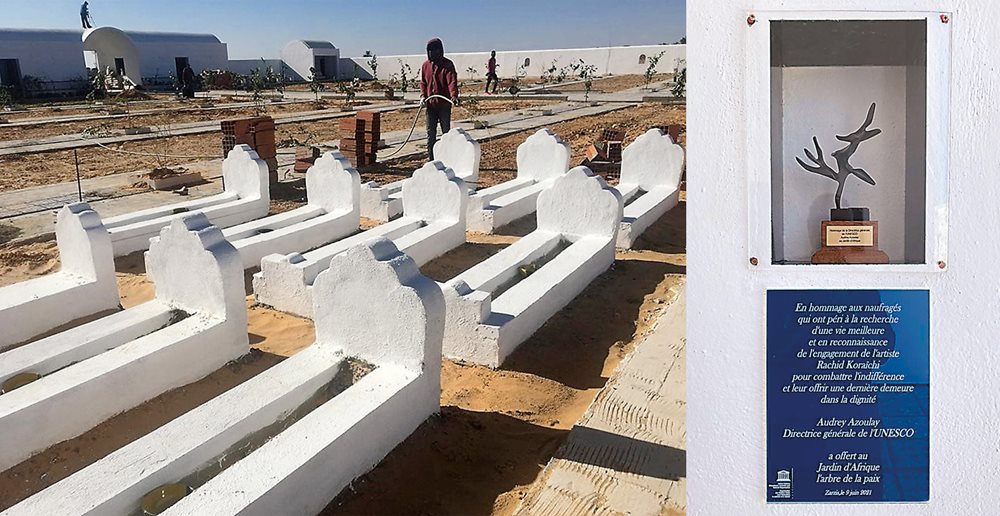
643, 51, 666, 90
308, 66, 326, 103
671, 59, 687, 98
556, 64, 571, 83
541, 60, 559, 83
0, 86, 16, 111
466, 66, 479, 83
245, 66, 267, 116
86, 67, 109, 103
367, 53, 378, 80
570, 59, 597, 101
393, 60, 414, 93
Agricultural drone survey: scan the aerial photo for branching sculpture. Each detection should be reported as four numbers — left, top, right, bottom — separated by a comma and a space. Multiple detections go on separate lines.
796, 102, 881, 210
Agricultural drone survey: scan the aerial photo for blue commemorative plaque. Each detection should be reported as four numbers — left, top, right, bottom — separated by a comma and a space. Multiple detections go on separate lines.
766, 289, 929, 503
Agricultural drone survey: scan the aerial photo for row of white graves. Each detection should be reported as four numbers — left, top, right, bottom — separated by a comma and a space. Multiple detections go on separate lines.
0, 126, 683, 514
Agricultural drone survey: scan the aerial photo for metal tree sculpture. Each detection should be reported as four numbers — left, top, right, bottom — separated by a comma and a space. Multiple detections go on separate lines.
796, 102, 882, 209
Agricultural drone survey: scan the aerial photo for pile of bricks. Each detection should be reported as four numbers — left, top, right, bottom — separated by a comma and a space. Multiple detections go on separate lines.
338, 110, 380, 168
655, 124, 684, 143
583, 128, 626, 180
221, 116, 278, 183
294, 146, 322, 173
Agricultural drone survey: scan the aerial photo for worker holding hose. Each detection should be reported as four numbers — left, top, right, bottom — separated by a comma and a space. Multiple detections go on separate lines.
420, 38, 459, 160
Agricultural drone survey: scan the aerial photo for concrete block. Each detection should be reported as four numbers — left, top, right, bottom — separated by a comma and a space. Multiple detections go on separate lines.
432, 128, 482, 184
103, 145, 271, 256
444, 166, 622, 367
217, 152, 362, 269
361, 129, 480, 222
8, 239, 444, 516
467, 129, 571, 234
0, 203, 119, 351
255, 162, 467, 318
0, 214, 248, 472
614, 129, 685, 249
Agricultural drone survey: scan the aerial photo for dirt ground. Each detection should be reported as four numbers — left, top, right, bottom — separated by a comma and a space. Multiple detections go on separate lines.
0, 99, 566, 192
0, 198, 686, 513
350, 103, 686, 191
0, 100, 372, 143
0, 196, 684, 513
0, 100, 686, 514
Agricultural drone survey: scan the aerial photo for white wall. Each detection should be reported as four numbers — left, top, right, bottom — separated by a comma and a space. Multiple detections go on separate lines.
346, 44, 686, 81
227, 58, 285, 76
689, 2, 999, 515
777, 66, 908, 262
281, 41, 340, 81
127, 32, 228, 80
0, 29, 87, 83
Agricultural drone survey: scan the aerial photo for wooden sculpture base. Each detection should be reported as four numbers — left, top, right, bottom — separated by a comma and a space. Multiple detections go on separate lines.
811, 220, 889, 264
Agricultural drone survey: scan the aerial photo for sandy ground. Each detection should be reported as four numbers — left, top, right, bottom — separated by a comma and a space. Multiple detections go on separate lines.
0, 193, 685, 513
0, 100, 356, 143
0, 99, 561, 192
0, 100, 686, 514
269, 102, 685, 202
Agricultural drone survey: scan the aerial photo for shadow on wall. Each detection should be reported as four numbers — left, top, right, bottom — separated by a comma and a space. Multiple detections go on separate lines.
322, 407, 567, 516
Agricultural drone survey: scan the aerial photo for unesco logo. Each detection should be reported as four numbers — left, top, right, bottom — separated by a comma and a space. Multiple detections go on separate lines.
769, 469, 793, 500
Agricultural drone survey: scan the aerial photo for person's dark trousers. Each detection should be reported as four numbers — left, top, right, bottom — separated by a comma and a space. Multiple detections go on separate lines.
81, 16, 92, 29
426, 104, 451, 161
486, 73, 498, 93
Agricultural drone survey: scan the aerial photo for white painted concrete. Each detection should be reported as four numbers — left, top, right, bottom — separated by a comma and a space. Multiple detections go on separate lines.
255, 161, 467, 318
0, 214, 247, 472
360, 128, 480, 222
281, 40, 340, 81
0, 203, 119, 351
0, 29, 87, 85
7, 239, 444, 516
219, 151, 361, 269
467, 129, 571, 233
443, 166, 622, 367
433, 128, 482, 185
686, 4, 995, 515
615, 128, 685, 249
127, 30, 228, 81
103, 144, 270, 256
349, 44, 686, 81
82, 27, 143, 85
83, 28, 228, 85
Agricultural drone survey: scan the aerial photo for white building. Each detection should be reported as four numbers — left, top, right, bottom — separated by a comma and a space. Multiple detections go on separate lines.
0, 26, 228, 94
83, 28, 228, 86
281, 40, 340, 81
0, 28, 87, 95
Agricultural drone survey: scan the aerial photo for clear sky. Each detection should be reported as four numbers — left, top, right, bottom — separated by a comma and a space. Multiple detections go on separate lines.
3, 0, 685, 58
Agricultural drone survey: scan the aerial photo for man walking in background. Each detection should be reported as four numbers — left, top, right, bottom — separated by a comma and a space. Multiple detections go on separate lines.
420, 38, 458, 161
485, 50, 499, 94
80, 1, 93, 29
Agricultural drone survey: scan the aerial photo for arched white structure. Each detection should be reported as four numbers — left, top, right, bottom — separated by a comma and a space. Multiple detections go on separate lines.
83, 27, 142, 85
83, 27, 229, 86
281, 40, 340, 81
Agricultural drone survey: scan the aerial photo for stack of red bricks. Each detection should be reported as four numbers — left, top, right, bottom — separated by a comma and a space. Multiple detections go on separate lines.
221, 116, 277, 179
583, 128, 627, 180
338, 110, 380, 168
654, 124, 684, 143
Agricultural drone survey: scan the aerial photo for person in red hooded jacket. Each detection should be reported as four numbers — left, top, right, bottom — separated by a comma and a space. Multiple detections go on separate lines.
420, 38, 459, 160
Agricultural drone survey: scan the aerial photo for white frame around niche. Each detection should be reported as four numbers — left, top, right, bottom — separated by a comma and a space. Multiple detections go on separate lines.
746, 10, 951, 272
